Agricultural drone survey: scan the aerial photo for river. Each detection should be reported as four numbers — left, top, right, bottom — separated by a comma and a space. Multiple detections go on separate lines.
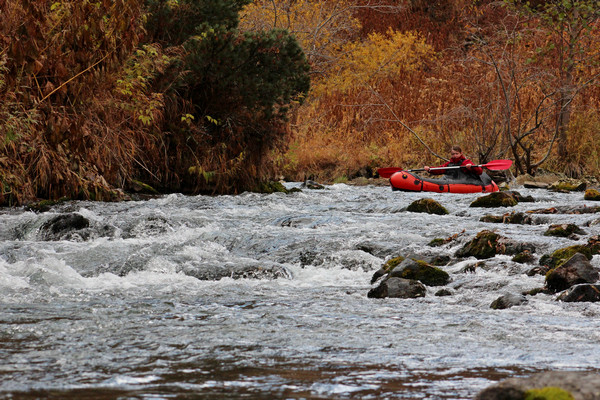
1, 183, 599, 399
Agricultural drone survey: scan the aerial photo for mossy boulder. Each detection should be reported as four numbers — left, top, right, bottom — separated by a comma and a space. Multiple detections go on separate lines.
370, 256, 405, 283
470, 192, 518, 208
539, 245, 592, 269
584, 188, 600, 200
371, 256, 449, 286
543, 223, 586, 238
387, 258, 450, 286
455, 230, 500, 259
254, 181, 291, 194
549, 179, 586, 192
406, 198, 448, 215
455, 230, 535, 259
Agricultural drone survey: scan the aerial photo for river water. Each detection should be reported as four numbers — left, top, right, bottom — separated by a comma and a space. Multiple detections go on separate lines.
1, 183, 599, 399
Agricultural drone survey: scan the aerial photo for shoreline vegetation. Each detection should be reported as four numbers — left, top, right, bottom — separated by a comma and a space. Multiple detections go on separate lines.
2, 0, 600, 207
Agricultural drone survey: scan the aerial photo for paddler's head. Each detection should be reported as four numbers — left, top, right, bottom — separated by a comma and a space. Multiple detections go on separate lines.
450, 145, 463, 161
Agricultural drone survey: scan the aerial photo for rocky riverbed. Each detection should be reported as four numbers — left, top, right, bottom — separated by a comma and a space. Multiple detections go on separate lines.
1, 176, 600, 399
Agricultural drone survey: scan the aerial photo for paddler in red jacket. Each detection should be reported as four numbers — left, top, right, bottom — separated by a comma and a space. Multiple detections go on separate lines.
424, 146, 482, 179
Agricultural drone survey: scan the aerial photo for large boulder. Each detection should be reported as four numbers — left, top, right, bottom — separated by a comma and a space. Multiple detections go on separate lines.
387, 258, 450, 286
406, 198, 448, 215
371, 256, 449, 286
367, 277, 426, 299
455, 230, 535, 260
539, 245, 593, 270
543, 224, 586, 238
470, 191, 518, 208
475, 371, 600, 400
557, 284, 600, 302
545, 253, 599, 293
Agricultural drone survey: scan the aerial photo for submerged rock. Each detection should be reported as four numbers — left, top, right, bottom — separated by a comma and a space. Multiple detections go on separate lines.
406, 198, 448, 215
545, 253, 599, 293
39, 213, 90, 241
179, 263, 291, 281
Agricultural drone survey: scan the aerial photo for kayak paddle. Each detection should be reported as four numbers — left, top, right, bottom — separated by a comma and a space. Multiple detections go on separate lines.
377, 159, 513, 178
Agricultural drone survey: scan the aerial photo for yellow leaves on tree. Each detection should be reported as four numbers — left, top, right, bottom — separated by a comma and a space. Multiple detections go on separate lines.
314, 29, 435, 97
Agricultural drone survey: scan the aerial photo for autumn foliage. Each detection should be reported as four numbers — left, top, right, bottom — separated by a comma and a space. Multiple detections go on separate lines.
1, 0, 600, 206
0, 0, 309, 205
242, 0, 600, 181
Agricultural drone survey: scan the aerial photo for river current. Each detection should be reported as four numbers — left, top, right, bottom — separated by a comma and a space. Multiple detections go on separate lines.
1, 183, 599, 399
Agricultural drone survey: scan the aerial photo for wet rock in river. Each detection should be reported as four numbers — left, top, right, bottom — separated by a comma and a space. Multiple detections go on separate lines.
386, 258, 450, 286
556, 284, 600, 302
475, 370, 600, 400
179, 262, 291, 281
527, 205, 600, 214
480, 211, 533, 224
490, 293, 528, 309
470, 191, 518, 208
543, 223, 586, 238
39, 213, 90, 241
371, 256, 450, 286
539, 245, 593, 270
455, 230, 535, 260
549, 178, 587, 192
406, 198, 448, 215
370, 256, 405, 284
511, 250, 535, 264
545, 252, 599, 294
584, 188, 600, 201
526, 265, 550, 277
367, 277, 426, 299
